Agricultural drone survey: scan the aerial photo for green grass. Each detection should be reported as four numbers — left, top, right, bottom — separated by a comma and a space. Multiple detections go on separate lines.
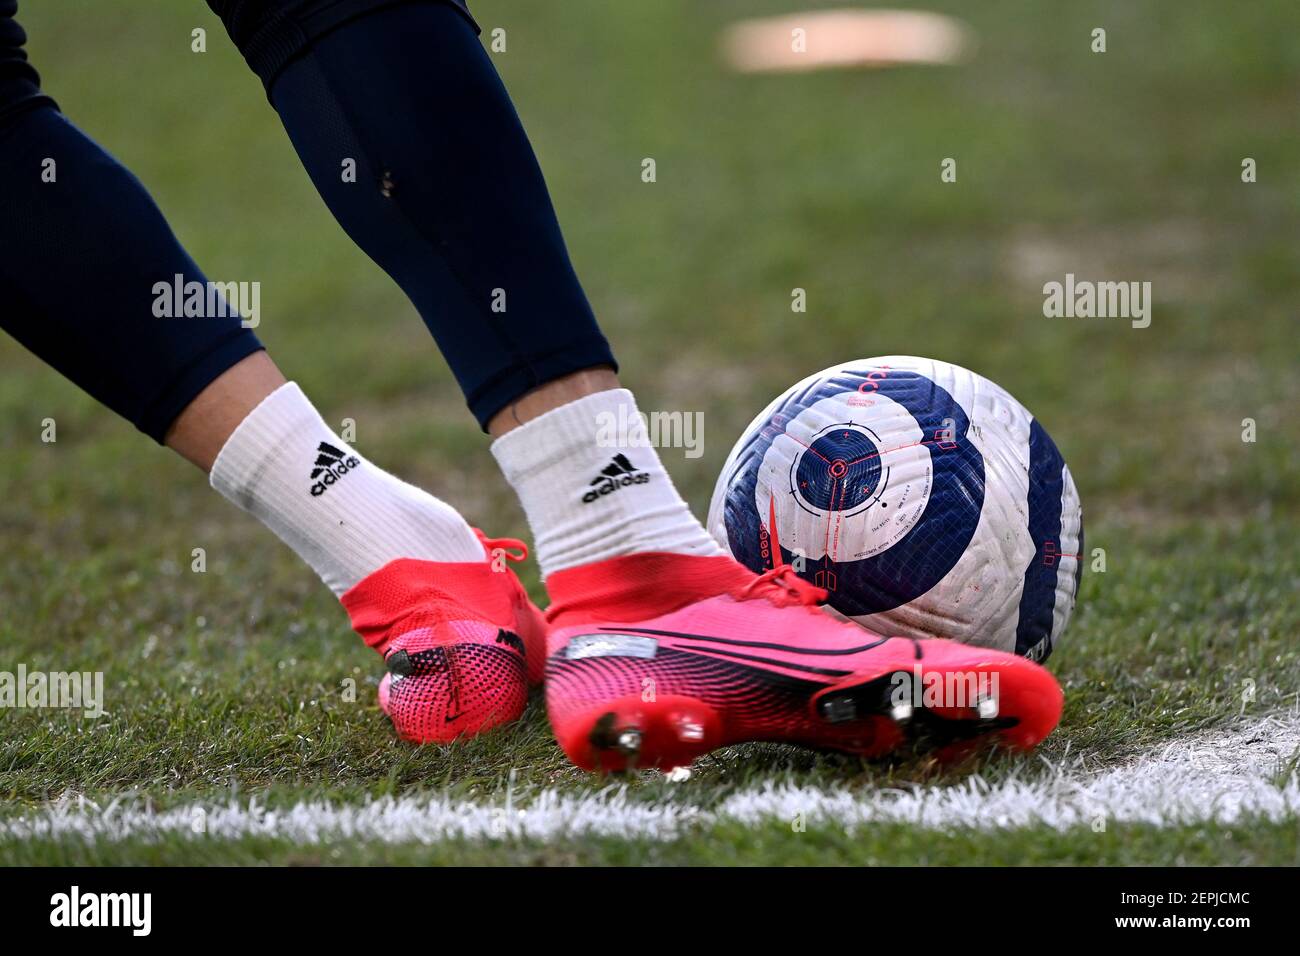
1, 0, 1298, 865
5, 819, 1300, 867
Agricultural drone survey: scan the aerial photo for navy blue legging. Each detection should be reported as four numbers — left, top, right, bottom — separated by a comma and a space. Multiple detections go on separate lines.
0, 0, 615, 440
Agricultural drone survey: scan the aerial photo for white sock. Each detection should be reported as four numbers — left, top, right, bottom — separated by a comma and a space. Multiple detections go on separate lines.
490, 388, 722, 578
210, 382, 484, 596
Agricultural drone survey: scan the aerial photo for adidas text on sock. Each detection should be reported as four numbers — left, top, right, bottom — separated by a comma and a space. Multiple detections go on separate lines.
490, 388, 722, 577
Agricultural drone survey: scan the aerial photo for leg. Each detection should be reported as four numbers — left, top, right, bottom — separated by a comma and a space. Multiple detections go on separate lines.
217, 0, 718, 570
0, 2, 287, 463
250, 0, 618, 427
0, 0, 543, 742
0, 105, 267, 442
216, 1, 1062, 769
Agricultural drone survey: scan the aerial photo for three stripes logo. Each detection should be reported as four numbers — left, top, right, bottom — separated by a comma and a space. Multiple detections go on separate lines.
309, 441, 361, 497
582, 453, 650, 504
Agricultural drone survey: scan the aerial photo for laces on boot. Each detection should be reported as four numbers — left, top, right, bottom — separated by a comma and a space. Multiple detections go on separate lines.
474, 530, 528, 563
733, 564, 827, 607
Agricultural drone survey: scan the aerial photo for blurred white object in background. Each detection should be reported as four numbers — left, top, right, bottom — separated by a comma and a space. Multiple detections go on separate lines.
721, 8, 974, 73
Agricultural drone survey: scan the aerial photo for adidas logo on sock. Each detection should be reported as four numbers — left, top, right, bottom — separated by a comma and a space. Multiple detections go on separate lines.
309, 441, 361, 497
582, 453, 650, 504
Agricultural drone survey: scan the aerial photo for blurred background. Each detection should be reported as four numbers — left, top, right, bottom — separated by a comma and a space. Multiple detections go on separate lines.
2, 1, 1298, 851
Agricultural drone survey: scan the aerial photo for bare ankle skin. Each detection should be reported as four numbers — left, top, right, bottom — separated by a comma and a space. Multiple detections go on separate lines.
486, 366, 620, 438
164, 351, 288, 472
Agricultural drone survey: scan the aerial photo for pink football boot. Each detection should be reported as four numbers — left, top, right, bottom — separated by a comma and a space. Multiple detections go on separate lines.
543, 553, 1063, 771
341, 532, 547, 744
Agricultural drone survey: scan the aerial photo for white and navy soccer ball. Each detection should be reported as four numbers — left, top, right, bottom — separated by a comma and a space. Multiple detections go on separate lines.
706, 356, 1082, 661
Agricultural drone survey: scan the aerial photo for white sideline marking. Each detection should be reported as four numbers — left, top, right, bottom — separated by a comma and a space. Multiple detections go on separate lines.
723, 713, 1300, 832
4, 715, 1298, 845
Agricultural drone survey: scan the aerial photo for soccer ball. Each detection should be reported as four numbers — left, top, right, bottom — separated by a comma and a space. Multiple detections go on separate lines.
706, 356, 1082, 661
